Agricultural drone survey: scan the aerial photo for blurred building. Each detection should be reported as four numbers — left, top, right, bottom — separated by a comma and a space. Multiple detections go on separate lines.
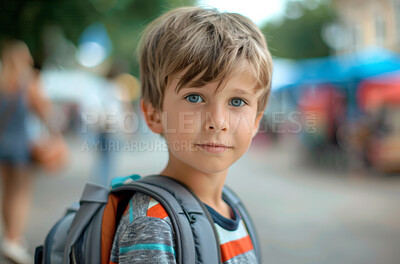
333, 0, 400, 53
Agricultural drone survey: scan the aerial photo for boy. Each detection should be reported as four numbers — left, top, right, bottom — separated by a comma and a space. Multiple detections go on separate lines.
110, 6, 272, 264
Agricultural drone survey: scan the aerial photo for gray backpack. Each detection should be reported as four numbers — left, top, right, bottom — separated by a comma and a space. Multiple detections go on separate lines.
35, 174, 261, 264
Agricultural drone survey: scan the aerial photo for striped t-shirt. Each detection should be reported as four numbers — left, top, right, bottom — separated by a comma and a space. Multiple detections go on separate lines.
110, 192, 258, 264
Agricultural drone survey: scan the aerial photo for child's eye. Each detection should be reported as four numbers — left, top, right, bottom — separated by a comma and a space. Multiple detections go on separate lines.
229, 98, 246, 107
185, 94, 204, 103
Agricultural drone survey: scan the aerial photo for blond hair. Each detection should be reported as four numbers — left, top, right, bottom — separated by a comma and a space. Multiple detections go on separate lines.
139, 7, 273, 114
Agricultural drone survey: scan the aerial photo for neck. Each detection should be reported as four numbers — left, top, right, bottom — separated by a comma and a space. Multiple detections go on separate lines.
160, 151, 228, 209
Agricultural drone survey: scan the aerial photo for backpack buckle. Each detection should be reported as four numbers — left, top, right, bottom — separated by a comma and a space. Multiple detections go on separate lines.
182, 208, 197, 224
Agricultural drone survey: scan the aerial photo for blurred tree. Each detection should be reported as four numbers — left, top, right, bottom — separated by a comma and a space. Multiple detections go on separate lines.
0, 0, 195, 74
98, 0, 196, 75
262, 0, 336, 59
0, 0, 98, 66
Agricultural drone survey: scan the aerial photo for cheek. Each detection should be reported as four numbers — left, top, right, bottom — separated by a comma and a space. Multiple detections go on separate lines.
162, 113, 196, 148
229, 111, 257, 135
161, 105, 200, 133
161, 110, 180, 132
180, 112, 201, 132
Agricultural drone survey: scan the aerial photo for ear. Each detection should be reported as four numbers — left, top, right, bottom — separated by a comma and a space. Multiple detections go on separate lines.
141, 99, 163, 134
252, 111, 265, 138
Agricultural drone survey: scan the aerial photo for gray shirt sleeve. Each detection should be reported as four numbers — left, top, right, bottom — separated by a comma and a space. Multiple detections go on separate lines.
110, 193, 177, 264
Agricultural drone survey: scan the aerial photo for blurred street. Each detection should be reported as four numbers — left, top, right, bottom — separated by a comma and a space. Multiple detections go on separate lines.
1, 133, 399, 264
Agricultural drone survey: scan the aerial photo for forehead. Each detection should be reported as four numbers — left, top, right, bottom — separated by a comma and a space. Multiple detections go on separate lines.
169, 65, 261, 96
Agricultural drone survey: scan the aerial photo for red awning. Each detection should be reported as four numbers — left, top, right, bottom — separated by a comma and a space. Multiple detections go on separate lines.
358, 72, 400, 110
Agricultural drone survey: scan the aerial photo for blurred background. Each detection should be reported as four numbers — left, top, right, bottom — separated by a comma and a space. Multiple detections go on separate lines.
0, 0, 399, 263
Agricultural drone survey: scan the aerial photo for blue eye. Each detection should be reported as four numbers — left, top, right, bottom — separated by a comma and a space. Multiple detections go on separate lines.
230, 98, 246, 107
185, 94, 204, 103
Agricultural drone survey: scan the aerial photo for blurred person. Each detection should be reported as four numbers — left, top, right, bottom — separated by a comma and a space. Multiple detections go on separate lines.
298, 85, 347, 168
92, 64, 131, 185
94, 82, 121, 184
0, 40, 52, 264
347, 105, 395, 174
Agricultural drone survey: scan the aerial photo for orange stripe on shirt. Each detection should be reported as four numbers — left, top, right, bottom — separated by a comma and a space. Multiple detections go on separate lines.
147, 203, 168, 219
220, 235, 254, 262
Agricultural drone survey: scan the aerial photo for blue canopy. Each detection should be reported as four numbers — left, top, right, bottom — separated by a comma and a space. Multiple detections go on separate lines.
271, 47, 400, 91
344, 48, 400, 80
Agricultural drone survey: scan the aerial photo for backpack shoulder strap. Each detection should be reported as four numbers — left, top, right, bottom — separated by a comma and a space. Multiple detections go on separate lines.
63, 182, 110, 264
136, 175, 221, 264
222, 185, 262, 263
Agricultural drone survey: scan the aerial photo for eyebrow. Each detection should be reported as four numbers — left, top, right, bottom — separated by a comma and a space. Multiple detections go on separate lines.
233, 88, 255, 96
177, 86, 255, 96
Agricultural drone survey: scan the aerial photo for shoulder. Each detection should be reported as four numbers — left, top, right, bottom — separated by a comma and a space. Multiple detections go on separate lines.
24, 69, 39, 87
117, 191, 174, 241
121, 192, 171, 223
26, 70, 44, 99
116, 192, 173, 238
111, 192, 176, 263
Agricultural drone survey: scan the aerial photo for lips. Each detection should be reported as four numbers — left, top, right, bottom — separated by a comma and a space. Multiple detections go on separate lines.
195, 142, 232, 154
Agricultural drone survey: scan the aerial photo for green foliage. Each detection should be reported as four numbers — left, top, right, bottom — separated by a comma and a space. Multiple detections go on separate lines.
0, 0, 195, 74
262, 0, 336, 59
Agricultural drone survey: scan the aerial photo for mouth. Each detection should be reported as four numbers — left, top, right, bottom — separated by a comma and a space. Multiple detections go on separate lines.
195, 142, 233, 154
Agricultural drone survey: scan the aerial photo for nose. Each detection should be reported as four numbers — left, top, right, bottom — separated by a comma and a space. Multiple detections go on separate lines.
204, 104, 229, 133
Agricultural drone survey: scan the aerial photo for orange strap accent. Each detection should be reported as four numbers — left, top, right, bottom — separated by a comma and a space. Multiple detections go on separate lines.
101, 193, 122, 264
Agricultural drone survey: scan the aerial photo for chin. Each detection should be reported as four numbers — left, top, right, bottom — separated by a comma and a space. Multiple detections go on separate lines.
188, 160, 231, 174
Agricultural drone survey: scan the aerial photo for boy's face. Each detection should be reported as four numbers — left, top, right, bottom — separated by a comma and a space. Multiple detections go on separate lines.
146, 69, 264, 174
